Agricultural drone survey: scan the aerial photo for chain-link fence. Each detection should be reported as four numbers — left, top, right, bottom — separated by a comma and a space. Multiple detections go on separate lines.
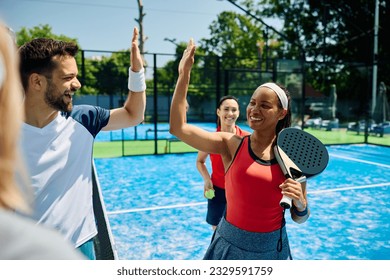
73, 50, 389, 157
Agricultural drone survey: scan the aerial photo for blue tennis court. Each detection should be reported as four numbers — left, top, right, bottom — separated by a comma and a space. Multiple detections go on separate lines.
94, 144, 390, 260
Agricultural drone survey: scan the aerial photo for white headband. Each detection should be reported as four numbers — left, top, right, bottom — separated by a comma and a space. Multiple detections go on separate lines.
260, 82, 288, 109
0, 54, 5, 89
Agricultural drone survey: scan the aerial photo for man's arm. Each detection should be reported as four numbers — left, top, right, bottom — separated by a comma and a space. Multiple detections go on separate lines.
103, 27, 146, 131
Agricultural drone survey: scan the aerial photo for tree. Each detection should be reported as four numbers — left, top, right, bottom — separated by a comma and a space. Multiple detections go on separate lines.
135, 0, 147, 55
234, 0, 389, 120
154, 42, 211, 115
16, 24, 78, 46
200, 11, 265, 69
91, 51, 130, 107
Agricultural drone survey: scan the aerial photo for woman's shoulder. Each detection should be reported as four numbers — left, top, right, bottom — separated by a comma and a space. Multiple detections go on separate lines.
235, 125, 251, 136
226, 133, 248, 152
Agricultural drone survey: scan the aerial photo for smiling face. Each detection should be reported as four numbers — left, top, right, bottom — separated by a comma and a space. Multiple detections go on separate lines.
217, 98, 240, 127
246, 86, 287, 131
43, 55, 81, 112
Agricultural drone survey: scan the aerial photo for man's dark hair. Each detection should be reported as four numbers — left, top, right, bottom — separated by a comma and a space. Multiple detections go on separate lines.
18, 38, 79, 91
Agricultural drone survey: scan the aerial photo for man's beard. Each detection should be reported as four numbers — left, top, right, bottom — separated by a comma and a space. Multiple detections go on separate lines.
44, 80, 73, 112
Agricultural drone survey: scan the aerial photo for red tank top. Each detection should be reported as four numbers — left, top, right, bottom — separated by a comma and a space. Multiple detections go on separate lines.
225, 136, 286, 232
209, 126, 249, 189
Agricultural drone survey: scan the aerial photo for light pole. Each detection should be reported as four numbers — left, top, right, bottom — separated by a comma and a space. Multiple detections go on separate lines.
371, 0, 380, 117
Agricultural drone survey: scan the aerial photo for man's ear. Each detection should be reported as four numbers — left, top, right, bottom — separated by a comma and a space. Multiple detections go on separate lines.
29, 73, 45, 91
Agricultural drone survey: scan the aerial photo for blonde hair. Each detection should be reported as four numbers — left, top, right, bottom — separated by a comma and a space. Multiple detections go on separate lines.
0, 22, 30, 212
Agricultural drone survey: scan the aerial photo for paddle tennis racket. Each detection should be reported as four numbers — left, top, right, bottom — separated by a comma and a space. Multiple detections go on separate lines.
274, 127, 329, 209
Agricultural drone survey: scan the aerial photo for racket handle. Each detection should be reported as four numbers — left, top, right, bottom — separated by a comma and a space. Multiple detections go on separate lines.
280, 196, 292, 209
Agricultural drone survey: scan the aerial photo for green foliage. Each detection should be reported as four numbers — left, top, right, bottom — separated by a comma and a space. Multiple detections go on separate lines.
238, 0, 389, 116
16, 1, 389, 117
16, 24, 78, 46
77, 55, 99, 96
91, 50, 129, 98
154, 42, 213, 109
15, 24, 99, 95
200, 11, 263, 69
16, 24, 132, 98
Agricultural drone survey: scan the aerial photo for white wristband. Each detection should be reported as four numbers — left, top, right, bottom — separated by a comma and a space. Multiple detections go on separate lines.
128, 67, 146, 92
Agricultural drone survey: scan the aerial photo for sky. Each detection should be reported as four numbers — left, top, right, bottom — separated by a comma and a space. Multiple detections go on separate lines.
0, 0, 282, 57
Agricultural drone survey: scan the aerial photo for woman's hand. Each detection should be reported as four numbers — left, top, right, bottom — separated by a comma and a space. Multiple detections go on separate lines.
279, 178, 307, 210
178, 38, 195, 75
203, 180, 214, 198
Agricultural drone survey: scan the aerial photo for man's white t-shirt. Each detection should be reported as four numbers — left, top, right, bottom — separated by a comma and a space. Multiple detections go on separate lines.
21, 105, 110, 247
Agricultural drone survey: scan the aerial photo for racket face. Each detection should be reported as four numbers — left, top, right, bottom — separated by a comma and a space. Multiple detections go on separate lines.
277, 128, 329, 177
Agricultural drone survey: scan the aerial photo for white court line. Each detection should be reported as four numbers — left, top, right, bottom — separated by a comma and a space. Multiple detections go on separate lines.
330, 153, 390, 168
107, 182, 390, 215
107, 201, 206, 215
309, 182, 390, 194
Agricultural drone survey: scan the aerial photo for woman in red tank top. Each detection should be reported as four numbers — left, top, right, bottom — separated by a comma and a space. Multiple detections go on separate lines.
170, 39, 310, 260
196, 96, 249, 230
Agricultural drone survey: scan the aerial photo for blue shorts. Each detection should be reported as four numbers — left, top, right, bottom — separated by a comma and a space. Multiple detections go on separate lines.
206, 186, 226, 226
